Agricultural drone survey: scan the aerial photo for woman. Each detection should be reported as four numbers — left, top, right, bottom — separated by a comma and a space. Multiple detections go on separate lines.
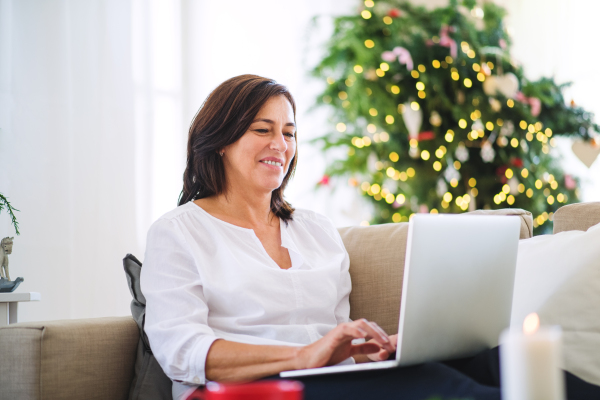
141, 75, 501, 400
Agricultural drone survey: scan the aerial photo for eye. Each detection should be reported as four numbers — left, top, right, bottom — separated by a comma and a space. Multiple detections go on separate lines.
255, 129, 269, 133
284, 132, 296, 138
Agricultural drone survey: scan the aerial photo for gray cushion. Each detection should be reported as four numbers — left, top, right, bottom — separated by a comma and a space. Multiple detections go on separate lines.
123, 254, 172, 400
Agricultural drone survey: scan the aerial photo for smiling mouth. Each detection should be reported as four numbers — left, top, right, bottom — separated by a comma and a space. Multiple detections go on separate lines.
260, 160, 283, 167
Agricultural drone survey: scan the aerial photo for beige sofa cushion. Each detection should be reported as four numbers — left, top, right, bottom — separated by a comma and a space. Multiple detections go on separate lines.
553, 202, 600, 234
0, 316, 138, 400
338, 209, 533, 335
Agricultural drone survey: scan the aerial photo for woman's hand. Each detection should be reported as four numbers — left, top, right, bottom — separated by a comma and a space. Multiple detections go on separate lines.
297, 319, 395, 370
366, 334, 398, 362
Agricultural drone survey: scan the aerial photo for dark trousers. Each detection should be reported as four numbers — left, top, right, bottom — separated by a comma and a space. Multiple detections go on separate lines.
270, 348, 600, 400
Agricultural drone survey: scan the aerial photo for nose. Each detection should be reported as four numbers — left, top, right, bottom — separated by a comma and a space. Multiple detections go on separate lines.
269, 130, 288, 153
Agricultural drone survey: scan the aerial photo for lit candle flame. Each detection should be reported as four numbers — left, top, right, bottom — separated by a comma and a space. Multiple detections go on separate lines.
523, 313, 540, 335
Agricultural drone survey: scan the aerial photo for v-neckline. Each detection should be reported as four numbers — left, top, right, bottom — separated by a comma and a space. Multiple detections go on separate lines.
190, 202, 303, 270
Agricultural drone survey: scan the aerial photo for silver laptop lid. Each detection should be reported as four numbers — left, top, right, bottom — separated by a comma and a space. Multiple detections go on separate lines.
396, 214, 520, 365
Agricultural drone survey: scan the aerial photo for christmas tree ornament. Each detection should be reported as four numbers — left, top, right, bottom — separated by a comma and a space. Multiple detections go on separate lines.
508, 177, 520, 195
483, 73, 519, 99
436, 178, 448, 197
500, 120, 514, 136
481, 141, 496, 162
472, 119, 484, 132
401, 102, 423, 140
515, 92, 542, 117
571, 140, 600, 168
426, 25, 457, 58
489, 97, 502, 112
408, 146, 420, 158
381, 47, 413, 71
444, 164, 461, 183
565, 174, 577, 190
429, 111, 442, 127
455, 142, 469, 162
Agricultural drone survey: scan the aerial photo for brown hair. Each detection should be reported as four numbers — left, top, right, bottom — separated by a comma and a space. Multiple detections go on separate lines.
178, 74, 297, 222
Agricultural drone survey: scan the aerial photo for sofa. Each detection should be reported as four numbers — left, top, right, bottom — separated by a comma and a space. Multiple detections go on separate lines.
1, 203, 599, 400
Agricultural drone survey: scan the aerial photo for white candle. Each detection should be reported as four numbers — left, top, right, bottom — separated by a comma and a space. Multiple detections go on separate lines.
500, 313, 565, 400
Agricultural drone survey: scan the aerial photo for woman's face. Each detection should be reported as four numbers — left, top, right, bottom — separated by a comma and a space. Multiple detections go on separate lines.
222, 95, 296, 195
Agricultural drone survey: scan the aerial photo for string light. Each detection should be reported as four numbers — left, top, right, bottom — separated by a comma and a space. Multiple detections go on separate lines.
458, 119, 467, 129
369, 108, 378, 116
411, 70, 420, 79
361, 10, 372, 19
396, 194, 406, 204
391, 85, 400, 94
385, 115, 395, 124
389, 152, 399, 162
380, 62, 390, 71
338, 91, 348, 100
507, 99, 514, 107
364, 39, 375, 48
336, 123, 346, 132
383, 16, 393, 25
416, 82, 425, 90
354, 65, 363, 73
432, 60, 441, 68
380, 132, 389, 141
410, 102, 420, 110
433, 161, 442, 171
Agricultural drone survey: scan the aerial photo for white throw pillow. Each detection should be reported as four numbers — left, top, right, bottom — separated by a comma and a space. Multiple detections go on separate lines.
510, 222, 600, 386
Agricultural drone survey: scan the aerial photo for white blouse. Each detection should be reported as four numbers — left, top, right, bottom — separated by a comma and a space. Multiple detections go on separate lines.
141, 201, 352, 385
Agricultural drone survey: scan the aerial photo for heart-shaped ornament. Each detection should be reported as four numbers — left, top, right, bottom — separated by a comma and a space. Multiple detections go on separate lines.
495, 73, 519, 99
483, 73, 519, 99
572, 140, 600, 168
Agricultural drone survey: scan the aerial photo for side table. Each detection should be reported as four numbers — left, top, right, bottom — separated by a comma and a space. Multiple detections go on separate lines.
0, 292, 41, 326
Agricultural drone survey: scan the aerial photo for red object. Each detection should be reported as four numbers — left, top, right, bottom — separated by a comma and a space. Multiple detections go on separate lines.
388, 8, 401, 18
510, 157, 524, 168
318, 175, 330, 185
417, 131, 435, 141
187, 381, 304, 400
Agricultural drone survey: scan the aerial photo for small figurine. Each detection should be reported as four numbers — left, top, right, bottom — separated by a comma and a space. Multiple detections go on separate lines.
0, 237, 23, 292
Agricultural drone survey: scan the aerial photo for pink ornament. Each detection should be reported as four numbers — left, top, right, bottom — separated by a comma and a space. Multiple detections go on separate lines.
426, 25, 457, 59
515, 92, 542, 117
318, 175, 330, 185
564, 174, 577, 190
381, 47, 413, 71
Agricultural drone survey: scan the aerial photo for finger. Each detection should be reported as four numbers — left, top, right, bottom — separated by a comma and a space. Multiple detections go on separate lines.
349, 342, 381, 356
368, 348, 390, 362
338, 324, 368, 342
355, 320, 394, 353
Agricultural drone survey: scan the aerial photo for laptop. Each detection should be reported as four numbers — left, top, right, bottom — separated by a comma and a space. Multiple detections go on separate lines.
281, 214, 521, 378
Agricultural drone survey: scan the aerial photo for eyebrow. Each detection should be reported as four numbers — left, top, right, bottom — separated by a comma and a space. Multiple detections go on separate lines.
252, 118, 296, 127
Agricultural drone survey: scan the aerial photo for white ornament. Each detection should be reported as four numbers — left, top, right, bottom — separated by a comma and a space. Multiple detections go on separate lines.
472, 119, 484, 132
483, 73, 519, 99
402, 102, 423, 140
408, 146, 420, 159
572, 140, 600, 168
508, 177, 520, 195
455, 142, 469, 162
436, 179, 448, 197
481, 141, 495, 163
500, 120, 514, 136
444, 164, 461, 183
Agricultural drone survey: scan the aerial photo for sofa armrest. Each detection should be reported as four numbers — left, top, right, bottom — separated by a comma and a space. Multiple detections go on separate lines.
0, 316, 138, 400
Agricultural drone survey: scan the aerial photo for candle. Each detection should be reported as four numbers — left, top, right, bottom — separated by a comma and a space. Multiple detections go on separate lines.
500, 313, 565, 400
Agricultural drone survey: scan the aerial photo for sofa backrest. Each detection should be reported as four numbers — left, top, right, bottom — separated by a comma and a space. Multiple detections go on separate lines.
337, 208, 533, 335
553, 202, 600, 234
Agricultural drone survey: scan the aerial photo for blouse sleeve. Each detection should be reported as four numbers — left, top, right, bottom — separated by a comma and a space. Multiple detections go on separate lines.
141, 217, 219, 385
333, 230, 352, 324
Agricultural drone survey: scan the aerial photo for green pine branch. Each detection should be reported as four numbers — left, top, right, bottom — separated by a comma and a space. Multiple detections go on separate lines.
0, 193, 20, 235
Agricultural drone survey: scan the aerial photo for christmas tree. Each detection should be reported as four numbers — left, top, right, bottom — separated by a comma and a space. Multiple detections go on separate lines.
313, 0, 599, 233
